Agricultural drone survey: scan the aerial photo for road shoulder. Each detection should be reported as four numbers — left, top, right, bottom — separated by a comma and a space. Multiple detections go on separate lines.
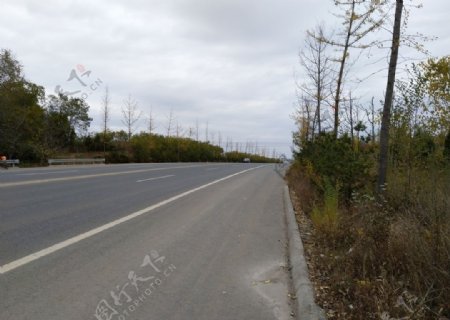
284, 185, 326, 320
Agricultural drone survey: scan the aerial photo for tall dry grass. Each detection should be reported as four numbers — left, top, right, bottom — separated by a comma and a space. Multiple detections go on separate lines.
286, 163, 449, 319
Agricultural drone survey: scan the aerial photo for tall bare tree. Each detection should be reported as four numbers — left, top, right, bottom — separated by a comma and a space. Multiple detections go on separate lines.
293, 95, 315, 146
320, 0, 387, 136
188, 127, 195, 139
165, 108, 174, 137
218, 131, 222, 148
365, 97, 377, 144
195, 119, 199, 141
377, 0, 404, 193
175, 121, 183, 138
121, 94, 142, 141
298, 24, 334, 137
147, 106, 156, 134
101, 86, 110, 155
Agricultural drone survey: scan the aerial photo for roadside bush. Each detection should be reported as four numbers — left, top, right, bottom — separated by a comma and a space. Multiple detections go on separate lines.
297, 133, 372, 203
106, 151, 130, 163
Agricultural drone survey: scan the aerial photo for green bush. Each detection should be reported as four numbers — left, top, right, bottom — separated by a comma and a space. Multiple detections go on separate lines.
106, 151, 130, 163
296, 133, 372, 202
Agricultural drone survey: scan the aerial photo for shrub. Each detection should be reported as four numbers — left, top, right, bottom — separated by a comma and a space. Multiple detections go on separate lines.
106, 151, 130, 163
287, 145, 449, 318
297, 132, 372, 202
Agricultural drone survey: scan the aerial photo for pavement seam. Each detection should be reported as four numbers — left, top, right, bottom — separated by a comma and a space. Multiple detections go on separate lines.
283, 185, 326, 320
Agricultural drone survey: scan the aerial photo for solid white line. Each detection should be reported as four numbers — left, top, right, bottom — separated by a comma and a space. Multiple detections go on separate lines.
136, 175, 174, 183
0, 165, 267, 274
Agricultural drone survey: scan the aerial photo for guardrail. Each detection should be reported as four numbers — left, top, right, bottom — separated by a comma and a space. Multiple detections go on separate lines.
0, 159, 20, 167
48, 158, 105, 165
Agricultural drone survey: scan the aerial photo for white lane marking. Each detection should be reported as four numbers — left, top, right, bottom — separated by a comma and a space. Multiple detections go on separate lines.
205, 167, 218, 171
17, 170, 79, 176
136, 175, 174, 183
0, 165, 267, 274
0, 165, 202, 188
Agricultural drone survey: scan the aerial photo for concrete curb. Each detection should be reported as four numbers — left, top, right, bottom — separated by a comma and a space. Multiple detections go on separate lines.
284, 185, 326, 320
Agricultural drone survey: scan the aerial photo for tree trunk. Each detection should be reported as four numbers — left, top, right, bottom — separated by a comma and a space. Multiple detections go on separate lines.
334, 0, 355, 137
317, 50, 322, 134
377, 0, 403, 193
371, 97, 375, 144
349, 92, 354, 143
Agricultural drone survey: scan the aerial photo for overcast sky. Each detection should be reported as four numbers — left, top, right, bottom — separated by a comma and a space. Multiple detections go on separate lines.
1, 1, 449, 157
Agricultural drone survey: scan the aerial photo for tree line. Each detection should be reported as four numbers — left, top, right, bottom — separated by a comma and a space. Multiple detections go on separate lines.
0, 49, 278, 164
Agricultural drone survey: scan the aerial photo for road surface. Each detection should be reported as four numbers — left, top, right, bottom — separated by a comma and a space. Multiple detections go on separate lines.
0, 163, 294, 320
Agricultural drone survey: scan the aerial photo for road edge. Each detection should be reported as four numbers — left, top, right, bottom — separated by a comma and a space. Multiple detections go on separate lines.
283, 185, 326, 320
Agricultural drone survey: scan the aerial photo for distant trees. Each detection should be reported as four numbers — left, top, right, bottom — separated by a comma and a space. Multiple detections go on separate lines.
0, 49, 278, 164
147, 106, 156, 134
101, 86, 110, 154
121, 95, 142, 141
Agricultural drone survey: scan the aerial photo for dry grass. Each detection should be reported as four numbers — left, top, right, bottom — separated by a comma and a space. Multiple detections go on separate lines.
286, 164, 450, 319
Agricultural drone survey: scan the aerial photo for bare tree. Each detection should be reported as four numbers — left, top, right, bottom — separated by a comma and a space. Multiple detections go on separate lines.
147, 106, 156, 134
101, 86, 110, 155
195, 119, 199, 141
188, 127, 195, 139
218, 131, 222, 148
165, 108, 174, 137
175, 121, 184, 138
365, 97, 377, 144
319, 0, 387, 136
377, 0, 404, 193
349, 92, 355, 142
298, 24, 334, 137
226, 137, 232, 153
293, 95, 315, 145
121, 94, 142, 141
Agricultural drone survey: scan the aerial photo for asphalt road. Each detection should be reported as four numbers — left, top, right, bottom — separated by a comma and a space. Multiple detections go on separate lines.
0, 163, 293, 320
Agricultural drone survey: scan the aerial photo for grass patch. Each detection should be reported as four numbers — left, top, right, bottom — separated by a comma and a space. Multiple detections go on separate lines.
286, 163, 450, 319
